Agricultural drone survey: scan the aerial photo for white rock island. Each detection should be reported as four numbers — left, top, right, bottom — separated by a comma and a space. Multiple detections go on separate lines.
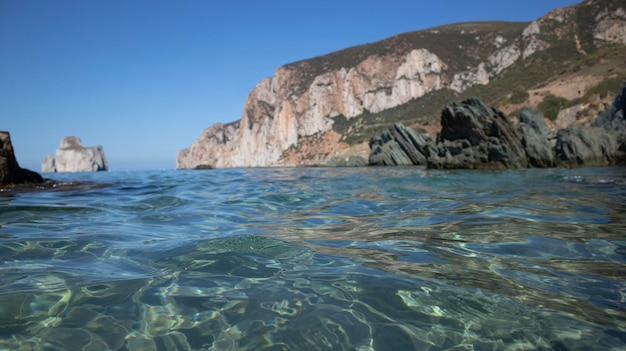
42, 136, 108, 172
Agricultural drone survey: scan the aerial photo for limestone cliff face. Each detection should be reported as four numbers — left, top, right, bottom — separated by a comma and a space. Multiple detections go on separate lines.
177, 0, 626, 169
176, 122, 239, 169
178, 48, 445, 168
42, 136, 108, 173
594, 7, 626, 44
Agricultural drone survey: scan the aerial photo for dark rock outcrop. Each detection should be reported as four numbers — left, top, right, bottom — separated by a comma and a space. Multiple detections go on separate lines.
428, 98, 528, 169
593, 82, 625, 133
369, 91, 626, 169
518, 107, 555, 168
0, 131, 44, 187
369, 123, 434, 166
555, 126, 618, 167
591, 81, 626, 164
42, 136, 108, 173
555, 80, 625, 166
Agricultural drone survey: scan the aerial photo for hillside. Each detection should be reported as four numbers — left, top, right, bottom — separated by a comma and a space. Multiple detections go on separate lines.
177, 0, 626, 169
281, 21, 528, 97
333, 35, 626, 147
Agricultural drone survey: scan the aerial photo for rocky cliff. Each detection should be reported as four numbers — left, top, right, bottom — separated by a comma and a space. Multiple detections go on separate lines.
178, 0, 626, 169
177, 47, 449, 168
42, 136, 108, 173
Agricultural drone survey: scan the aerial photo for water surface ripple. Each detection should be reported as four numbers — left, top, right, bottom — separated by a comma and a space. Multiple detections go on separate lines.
0, 167, 625, 350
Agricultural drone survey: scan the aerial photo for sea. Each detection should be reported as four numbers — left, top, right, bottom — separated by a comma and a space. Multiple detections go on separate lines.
0, 166, 625, 351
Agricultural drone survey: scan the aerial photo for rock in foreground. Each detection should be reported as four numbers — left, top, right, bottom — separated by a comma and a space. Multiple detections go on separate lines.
1, 131, 43, 187
42, 136, 108, 173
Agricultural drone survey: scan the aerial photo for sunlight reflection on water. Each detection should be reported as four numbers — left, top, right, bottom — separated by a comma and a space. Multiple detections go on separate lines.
0, 167, 625, 350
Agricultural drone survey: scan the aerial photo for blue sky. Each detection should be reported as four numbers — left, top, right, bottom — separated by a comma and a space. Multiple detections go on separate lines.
2, 0, 581, 171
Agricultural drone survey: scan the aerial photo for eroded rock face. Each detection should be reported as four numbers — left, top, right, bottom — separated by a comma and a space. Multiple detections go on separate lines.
543, 91, 626, 165
1, 131, 43, 186
594, 7, 626, 45
555, 126, 618, 166
428, 98, 528, 169
42, 136, 108, 173
590, 81, 626, 163
369, 123, 434, 166
518, 108, 555, 168
176, 123, 240, 169
593, 82, 626, 133
178, 19, 553, 169
41, 155, 55, 174
178, 49, 446, 169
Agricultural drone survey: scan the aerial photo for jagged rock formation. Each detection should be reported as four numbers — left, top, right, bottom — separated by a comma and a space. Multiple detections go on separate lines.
369, 90, 626, 169
176, 122, 239, 170
554, 126, 619, 166
560, 80, 626, 165
428, 98, 528, 169
1, 131, 43, 186
178, 0, 626, 169
369, 123, 434, 166
593, 80, 626, 133
518, 108, 555, 168
42, 136, 108, 173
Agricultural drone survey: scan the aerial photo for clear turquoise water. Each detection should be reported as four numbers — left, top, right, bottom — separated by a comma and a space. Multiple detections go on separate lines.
0, 166, 625, 351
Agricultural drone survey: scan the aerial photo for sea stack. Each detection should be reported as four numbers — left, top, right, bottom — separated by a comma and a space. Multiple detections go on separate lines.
0, 131, 44, 186
42, 136, 108, 172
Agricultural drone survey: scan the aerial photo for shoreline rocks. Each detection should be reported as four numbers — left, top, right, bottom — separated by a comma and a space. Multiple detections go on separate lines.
369, 123, 434, 166
369, 83, 626, 169
554, 126, 619, 167
42, 136, 108, 173
1, 131, 44, 187
518, 107, 555, 168
428, 98, 528, 169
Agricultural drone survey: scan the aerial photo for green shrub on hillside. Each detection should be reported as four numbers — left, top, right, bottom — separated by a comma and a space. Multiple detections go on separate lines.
586, 75, 626, 99
331, 114, 350, 135
538, 94, 569, 121
508, 90, 530, 104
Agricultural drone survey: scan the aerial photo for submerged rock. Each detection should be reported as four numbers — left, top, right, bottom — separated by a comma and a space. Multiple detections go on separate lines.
42, 136, 108, 173
1, 131, 44, 187
317, 155, 368, 167
198, 235, 308, 259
